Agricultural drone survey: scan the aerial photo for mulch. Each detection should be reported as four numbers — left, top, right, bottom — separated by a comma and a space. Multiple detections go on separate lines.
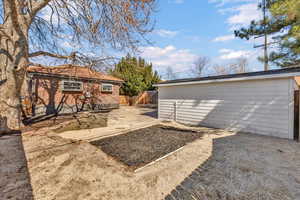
90, 125, 205, 169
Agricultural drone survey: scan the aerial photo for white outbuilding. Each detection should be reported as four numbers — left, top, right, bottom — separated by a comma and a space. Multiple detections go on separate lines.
155, 67, 300, 140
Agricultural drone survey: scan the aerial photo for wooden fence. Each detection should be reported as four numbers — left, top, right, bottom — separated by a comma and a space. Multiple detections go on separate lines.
120, 91, 158, 105
119, 95, 131, 105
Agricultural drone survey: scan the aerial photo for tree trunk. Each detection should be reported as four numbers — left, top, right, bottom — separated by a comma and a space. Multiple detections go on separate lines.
0, 68, 24, 133
0, 27, 29, 133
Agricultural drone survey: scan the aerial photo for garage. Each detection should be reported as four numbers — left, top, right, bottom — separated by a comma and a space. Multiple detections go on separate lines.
155, 68, 300, 140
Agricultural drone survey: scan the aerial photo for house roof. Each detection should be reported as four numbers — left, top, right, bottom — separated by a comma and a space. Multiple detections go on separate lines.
155, 67, 300, 87
27, 64, 123, 83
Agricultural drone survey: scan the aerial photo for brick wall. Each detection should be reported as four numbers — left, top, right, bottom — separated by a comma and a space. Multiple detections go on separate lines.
22, 75, 120, 116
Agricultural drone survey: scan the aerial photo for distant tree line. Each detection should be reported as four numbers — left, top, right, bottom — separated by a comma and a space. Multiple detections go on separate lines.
162, 56, 249, 81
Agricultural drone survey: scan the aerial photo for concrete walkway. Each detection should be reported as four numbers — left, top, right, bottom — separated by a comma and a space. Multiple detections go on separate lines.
59, 106, 160, 141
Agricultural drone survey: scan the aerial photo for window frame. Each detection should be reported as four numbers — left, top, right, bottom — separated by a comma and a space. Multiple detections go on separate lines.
101, 83, 113, 93
61, 80, 83, 92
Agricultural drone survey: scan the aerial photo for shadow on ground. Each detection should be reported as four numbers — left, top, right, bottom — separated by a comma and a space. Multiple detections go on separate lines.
141, 110, 158, 118
0, 132, 34, 200
164, 133, 300, 200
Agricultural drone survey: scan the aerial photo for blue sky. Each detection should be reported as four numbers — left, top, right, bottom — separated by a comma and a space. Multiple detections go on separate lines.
137, 0, 272, 78
35, 0, 275, 79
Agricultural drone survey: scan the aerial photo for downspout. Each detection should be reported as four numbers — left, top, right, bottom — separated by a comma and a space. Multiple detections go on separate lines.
174, 101, 177, 122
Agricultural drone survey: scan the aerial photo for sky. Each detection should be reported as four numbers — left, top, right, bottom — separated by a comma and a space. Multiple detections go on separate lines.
137, 0, 273, 79
33, 0, 275, 79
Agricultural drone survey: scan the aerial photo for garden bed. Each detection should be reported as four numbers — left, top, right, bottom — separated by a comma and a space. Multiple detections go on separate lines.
90, 125, 205, 169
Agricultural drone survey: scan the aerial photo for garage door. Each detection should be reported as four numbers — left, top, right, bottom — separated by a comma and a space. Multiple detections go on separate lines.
158, 78, 294, 139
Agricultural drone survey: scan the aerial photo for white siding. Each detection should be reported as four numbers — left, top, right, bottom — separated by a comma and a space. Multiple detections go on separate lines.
158, 78, 295, 139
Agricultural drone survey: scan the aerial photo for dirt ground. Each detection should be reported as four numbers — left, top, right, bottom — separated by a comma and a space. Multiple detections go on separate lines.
21, 114, 76, 132
0, 133, 33, 200
58, 106, 159, 141
5, 107, 300, 200
22, 111, 108, 133
91, 125, 206, 169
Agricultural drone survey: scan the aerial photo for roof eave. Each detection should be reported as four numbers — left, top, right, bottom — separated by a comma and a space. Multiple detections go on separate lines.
27, 71, 124, 84
154, 72, 300, 87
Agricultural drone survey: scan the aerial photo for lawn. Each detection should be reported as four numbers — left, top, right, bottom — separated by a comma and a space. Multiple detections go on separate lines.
90, 125, 205, 169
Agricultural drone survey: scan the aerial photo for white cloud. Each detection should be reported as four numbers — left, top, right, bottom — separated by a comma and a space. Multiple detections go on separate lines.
40, 6, 61, 24
227, 3, 261, 30
209, 0, 261, 30
139, 45, 198, 72
39, 2, 80, 25
209, 0, 256, 7
213, 34, 235, 42
219, 48, 252, 60
168, 0, 185, 4
155, 29, 179, 38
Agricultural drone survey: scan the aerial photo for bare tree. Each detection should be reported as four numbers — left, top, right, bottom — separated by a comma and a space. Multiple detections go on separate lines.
190, 56, 209, 77
212, 57, 249, 76
165, 66, 177, 80
212, 64, 229, 76
0, 0, 156, 132
230, 57, 248, 74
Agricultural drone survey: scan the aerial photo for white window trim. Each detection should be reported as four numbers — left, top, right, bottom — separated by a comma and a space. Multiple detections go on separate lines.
61, 80, 83, 92
101, 83, 113, 92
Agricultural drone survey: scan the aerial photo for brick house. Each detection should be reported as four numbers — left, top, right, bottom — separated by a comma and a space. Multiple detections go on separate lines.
22, 64, 123, 117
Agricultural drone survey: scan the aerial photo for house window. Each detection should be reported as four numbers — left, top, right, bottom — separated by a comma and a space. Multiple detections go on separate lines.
101, 84, 113, 93
61, 80, 83, 92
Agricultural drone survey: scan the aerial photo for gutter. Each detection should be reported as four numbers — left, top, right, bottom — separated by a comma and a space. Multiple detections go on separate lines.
154, 72, 300, 87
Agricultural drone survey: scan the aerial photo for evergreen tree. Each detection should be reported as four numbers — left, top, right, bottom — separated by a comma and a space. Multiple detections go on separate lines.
110, 55, 161, 97
235, 0, 300, 67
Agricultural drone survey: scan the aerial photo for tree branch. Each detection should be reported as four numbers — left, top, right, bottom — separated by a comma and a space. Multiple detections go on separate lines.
30, 0, 52, 19
29, 51, 76, 59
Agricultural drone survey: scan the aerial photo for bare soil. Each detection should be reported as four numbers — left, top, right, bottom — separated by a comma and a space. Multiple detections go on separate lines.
21, 114, 76, 132
13, 108, 300, 200
90, 125, 205, 169
21, 112, 108, 133
0, 133, 33, 200
22, 124, 300, 200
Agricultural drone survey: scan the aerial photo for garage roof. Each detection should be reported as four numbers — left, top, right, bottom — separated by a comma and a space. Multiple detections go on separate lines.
155, 67, 300, 87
